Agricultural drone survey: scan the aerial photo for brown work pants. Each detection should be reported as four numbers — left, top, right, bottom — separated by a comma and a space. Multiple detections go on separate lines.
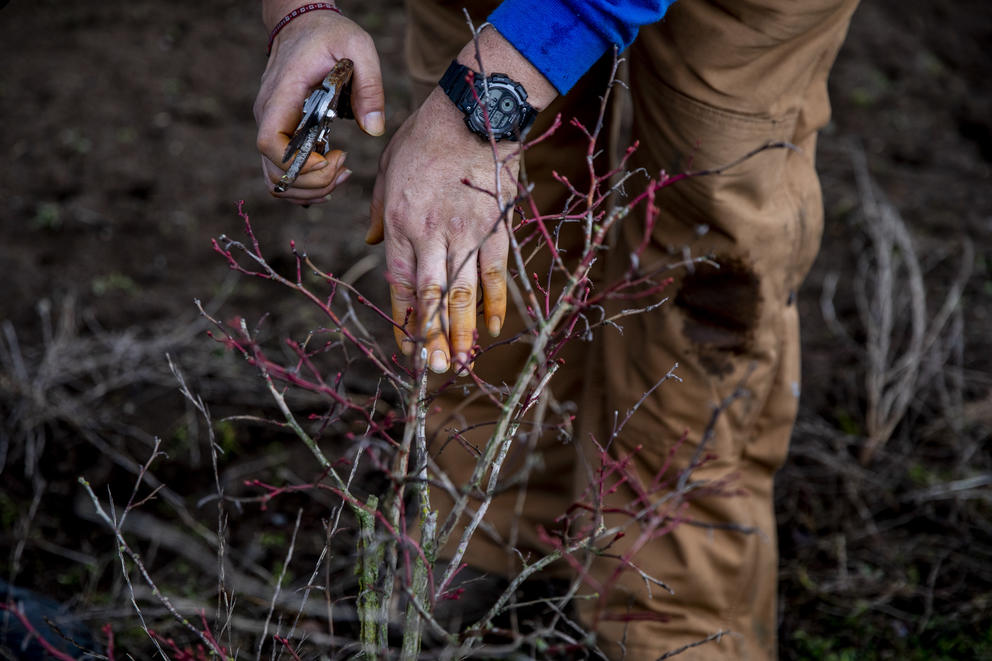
406, 0, 858, 658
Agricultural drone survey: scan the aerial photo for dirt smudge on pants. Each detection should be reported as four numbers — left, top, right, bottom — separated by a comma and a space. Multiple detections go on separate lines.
675, 255, 762, 377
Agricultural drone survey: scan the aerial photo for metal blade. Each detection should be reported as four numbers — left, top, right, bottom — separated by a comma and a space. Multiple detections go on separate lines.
274, 125, 319, 193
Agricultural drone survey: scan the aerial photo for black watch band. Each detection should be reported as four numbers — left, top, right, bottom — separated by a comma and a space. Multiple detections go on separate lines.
439, 61, 475, 114
438, 60, 537, 142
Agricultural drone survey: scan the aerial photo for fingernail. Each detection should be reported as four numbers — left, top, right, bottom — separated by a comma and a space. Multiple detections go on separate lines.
454, 352, 470, 375
488, 316, 502, 337
364, 111, 385, 136
310, 159, 329, 171
334, 168, 352, 187
429, 350, 448, 374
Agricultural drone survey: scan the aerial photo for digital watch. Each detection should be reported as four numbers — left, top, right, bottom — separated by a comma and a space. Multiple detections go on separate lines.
438, 60, 537, 142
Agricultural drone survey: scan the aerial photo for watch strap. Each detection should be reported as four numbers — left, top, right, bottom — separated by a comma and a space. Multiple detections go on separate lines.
439, 61, 473, 112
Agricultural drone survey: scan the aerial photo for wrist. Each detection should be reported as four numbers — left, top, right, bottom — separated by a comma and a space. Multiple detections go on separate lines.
264, 2, 343, 57
264, 1, 307, 30
453, 26, 557, 113
263, 1, 341, 33
420, 88, 521, 160
436, 27, 557, 143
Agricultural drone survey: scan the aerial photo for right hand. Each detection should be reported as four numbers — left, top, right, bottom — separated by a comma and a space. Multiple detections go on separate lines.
254, 8, 385, 204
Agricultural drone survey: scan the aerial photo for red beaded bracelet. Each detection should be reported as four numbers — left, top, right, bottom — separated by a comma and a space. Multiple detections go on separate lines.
267, 3, 342, 56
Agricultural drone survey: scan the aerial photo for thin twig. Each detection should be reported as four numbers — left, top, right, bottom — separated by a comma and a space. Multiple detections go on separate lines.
258, 509, 303, 660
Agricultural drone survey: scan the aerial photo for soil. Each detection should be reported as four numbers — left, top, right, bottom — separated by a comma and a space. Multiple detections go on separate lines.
1, 0, 990, 658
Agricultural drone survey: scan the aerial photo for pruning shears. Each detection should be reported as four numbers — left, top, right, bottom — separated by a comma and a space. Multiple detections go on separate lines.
274, 58, 355, 193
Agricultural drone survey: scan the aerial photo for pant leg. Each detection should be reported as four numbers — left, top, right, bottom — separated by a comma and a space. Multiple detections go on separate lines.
577, 1, 860, 658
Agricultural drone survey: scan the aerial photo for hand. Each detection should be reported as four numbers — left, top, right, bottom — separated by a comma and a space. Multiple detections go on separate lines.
254, 7, 385, 204
366, 27, 557, 373
367, 87, 514, 374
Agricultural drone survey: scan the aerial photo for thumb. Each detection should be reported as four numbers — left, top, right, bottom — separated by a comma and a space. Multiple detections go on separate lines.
366, 172, 385, 244
349, 43, 386, 137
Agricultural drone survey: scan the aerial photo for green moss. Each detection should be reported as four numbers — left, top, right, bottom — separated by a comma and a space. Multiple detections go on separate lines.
31, 201, 62, 231
215, 420, 238, 454
91, 273, 138, 296
259, 531, 286, 549
832, 407, 863, 436
0, 492, 18, 530
788, 613, 992, 661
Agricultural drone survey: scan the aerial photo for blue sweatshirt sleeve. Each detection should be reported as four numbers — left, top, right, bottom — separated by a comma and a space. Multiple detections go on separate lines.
488, 0, 677, 94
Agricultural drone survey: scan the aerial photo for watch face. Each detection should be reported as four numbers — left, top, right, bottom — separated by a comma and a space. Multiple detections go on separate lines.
468, 83, 522, 139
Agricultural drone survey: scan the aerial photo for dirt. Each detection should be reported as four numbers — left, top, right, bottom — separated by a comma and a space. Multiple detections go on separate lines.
676, 255, 762, 378
1, 0, 990, 657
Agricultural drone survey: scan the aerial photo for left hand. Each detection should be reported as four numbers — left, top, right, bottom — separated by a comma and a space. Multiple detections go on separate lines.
366, 86, 515, 374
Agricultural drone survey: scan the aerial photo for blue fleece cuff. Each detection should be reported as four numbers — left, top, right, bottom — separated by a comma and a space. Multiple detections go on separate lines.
488, 0, 614, 95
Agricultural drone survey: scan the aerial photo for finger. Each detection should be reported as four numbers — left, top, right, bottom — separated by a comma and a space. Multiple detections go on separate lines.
386, 236, 417, 356
270, 166, 353, 204
479, 225, 509, 337
416, 247, 450, 374
390, 283, 417, 356
446, 244, 479, 373
256, 82, 308, 169
366, 171, 385, 244
347, 33, 386, 136
262, 157, 350, 202
264, 150, 347, 190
